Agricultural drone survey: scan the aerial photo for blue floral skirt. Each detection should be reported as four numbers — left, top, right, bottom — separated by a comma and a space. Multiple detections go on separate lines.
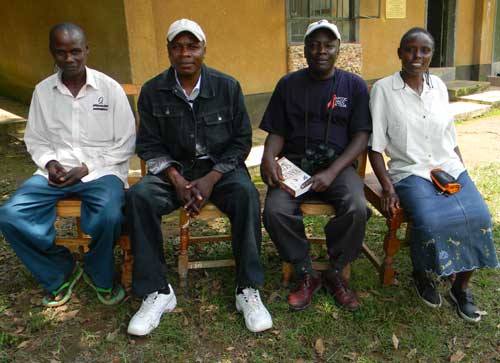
395, 171, 499, 277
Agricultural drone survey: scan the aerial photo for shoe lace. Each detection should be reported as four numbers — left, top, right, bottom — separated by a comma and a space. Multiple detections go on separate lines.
241, 288, 262, 312
136, 292, 160, 318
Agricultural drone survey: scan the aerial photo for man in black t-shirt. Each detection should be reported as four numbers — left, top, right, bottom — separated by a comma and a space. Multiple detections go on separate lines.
260, 19, 372, 312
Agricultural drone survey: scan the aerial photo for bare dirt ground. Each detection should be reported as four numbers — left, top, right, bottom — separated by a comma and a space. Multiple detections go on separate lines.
455, 115, 500, 168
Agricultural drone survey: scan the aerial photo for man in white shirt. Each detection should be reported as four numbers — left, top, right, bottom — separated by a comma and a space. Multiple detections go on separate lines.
0, 23, 136, 307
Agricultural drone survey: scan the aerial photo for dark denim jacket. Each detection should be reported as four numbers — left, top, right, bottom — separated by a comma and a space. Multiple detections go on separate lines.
136, 65, 252, 174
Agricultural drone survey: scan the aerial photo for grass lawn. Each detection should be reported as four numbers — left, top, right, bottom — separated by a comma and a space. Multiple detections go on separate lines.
0, 131, 498, 363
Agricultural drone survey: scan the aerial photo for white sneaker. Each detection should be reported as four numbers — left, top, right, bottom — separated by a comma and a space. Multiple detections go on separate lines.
127, 285, 177, 336
235, 287, 273, 333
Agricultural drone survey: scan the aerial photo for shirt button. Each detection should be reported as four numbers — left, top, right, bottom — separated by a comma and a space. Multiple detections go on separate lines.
423, 115, 426, 118
428, 154, 431, 158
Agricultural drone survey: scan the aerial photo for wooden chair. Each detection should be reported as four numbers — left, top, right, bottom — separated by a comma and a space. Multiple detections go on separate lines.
363, 173, 410, 285
280, 151, 383, 286
54, 84, 143, 292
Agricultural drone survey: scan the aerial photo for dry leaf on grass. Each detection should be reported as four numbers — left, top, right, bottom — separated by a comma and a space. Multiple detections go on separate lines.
58, 309, 79, 322
172, 307, 184, 313
450, 350, 465, 362
106, 328, 120, 342
17, 340, 30, 349
392, 333, 399, 350
225, 346, 235, 351
407, 348, 417, 358
315, 338, 325, 358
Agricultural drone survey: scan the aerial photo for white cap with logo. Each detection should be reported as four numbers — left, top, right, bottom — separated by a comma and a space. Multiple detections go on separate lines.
167, 18, 206, 43
304, 19, 341, 41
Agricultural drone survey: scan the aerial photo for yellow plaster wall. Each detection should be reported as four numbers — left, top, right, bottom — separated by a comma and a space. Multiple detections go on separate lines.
455, 0, 477, 66
148, 0, 287, 95
0, 0, 131, 102
359, 0, 426, 81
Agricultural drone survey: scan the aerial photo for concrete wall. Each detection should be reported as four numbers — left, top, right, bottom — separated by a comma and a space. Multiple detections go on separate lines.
124, 0, 287, 96
455, 0, 496, 80
359, 0, 426, 81
0, 0, 132, 103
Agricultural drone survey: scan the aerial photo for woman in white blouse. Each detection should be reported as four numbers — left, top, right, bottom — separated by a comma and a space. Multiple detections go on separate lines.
369, 27, 498, 323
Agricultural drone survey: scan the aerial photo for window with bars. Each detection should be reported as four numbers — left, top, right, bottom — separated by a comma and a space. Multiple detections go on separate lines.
286, 0, 355, 43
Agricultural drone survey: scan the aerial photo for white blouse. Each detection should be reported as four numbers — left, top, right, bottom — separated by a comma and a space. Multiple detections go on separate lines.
369, 72, 465, 184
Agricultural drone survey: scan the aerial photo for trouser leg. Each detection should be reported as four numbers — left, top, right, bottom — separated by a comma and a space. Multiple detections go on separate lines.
76, 175, 125, 289
126, 174, 180, 297
320, 166, 367, 272
210, 168, 264, 287
262, 186, 313, 276
0, 176, 74, 292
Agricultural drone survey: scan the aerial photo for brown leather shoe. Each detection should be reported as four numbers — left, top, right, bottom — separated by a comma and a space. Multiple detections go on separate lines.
322, 270, 360, 311
288, 274, 322, 311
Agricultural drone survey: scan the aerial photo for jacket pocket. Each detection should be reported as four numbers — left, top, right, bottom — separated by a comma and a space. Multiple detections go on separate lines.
152, 104, 185, 142
202, 108, 232, 147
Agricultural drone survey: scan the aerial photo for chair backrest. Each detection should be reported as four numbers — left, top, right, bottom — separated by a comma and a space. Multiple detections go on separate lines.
120, 83, 146, 183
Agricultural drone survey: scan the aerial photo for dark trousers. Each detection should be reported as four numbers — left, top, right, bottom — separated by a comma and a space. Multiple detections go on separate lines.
126, 162, 264, 297
263, 166, 367, 275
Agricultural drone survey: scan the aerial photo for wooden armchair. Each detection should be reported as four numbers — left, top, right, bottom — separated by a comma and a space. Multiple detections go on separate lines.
53, 84, 143, 292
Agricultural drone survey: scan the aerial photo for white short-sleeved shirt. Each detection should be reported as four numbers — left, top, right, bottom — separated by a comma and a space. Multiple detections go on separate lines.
369, 72, 465, 183
24, 67, 136, 186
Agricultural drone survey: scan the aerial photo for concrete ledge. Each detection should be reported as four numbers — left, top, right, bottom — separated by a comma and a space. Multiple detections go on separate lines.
458, 90, 500, 107
487, 76, 500, 87
449, 102, 491, 121
446, 80, 490, 100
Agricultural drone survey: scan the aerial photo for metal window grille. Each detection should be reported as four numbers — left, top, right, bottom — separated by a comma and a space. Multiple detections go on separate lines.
286, 0, 355, 43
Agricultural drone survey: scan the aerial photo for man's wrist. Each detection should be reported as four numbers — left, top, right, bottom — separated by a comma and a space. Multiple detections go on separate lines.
206, 170, 222, 184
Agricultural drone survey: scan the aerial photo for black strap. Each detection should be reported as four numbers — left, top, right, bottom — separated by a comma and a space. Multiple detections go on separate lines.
304, 73, 337, 151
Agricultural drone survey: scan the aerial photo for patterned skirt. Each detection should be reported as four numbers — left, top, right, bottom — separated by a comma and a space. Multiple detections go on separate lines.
395, 171, 499, 277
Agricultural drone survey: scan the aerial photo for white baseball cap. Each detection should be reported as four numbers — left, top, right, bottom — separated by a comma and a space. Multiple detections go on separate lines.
167, 18, 206, 43
304, 19, 341, 41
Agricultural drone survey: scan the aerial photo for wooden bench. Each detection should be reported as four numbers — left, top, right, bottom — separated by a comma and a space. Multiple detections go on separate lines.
53, 84, 142, 292
178, 151, 386, 287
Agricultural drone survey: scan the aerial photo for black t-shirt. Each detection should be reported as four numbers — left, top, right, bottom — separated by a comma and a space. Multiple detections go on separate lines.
259, 68, 372, 160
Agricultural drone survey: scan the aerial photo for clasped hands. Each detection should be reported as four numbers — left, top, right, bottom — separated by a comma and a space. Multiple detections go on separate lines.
46, 160, 88, 187
170, 170, 222, 217
260, 156, 337, 193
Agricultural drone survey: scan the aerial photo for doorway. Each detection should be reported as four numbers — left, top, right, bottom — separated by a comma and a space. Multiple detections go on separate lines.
426, 0, 456, 67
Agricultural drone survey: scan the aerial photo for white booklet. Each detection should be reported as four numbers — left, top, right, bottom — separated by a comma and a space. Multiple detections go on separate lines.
277, 157, 312, 197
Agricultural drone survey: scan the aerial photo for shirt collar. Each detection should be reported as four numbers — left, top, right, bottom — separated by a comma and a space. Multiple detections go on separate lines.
174, 70, 201, 100
392, 71, 434, 93
53, 66, 98, 92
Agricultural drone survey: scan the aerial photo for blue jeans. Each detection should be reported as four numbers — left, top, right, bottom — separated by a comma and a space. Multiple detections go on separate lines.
0, 175, 124, 292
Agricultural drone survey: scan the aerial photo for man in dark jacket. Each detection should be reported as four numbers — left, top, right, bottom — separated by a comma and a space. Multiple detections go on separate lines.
126, 18, 272, 336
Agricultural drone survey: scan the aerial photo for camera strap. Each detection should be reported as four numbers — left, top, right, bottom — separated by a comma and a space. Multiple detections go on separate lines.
304, 73, 337, 151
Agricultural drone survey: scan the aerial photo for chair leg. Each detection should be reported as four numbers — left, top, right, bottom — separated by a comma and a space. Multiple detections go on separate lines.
178, 212, 190, 288
282, 262, 293, 287
381, 215, 404, 285
119, 236, 133, 293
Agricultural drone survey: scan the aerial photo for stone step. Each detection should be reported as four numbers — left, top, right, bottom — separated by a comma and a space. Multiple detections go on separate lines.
457, 90, 500, 107
430, 67, 456, 82
449, 102, 491, 121
486, 75, 500, 87
446, 80, 490, 100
